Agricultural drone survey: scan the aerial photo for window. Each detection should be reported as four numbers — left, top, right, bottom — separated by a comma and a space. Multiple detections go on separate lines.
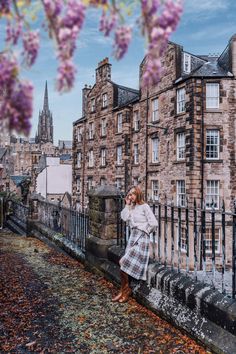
77, 177, 81, 193
77, 152, 82, 168
133, 177, 139, 186
206, 130, 219, 159
102, 93, 108, 108
88, 122, 94, 139
100, 177, 106, 186
91, 98, 95, 112
117, 113, 122, 133
151, 180, 159, 201
101, 118, 107, 136
151, 138, 159, 163
177, 226, 187, 252
205, 228, 220, 254
177, 88, 185, 114
206, 83, 219, 109
116, 178, 122, 190
134, 144, 139, 164
117, 145, 122, 165
152, 98, 159, 122
101, 148, 106, 166
134, 111, 140, 131
183, 53, 191, 74
78, 127, 83, 142
177, 180, 186, 207
177, 132, 185, 160
206, 180, 219, 209
87, 177, 93, 190
88, 150, 94, 167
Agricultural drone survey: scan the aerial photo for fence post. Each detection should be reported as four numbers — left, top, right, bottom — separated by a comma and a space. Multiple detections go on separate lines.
86, 185, 121, 262
27, 194, 39, 236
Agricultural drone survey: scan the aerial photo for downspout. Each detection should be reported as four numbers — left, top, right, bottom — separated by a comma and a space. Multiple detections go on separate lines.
82, 120, 86, 209
201, 77, 205, 209
145, 88, 149, 200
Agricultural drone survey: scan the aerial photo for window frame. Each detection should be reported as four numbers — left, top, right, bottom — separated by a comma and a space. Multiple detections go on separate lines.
205, 227, 221, 255
206, 129, 220, 160
102, 93, 108, 108
133, 111, 140, 131
88, 149, 94, 168
206, 180, 220, 209
151, 180, 159, 201
101, 118, 107, 136
177, 180, 186, 207
206, 83, 219, 109
77, 151, 82, 168
91, 98, 96, 112
134, 144, 139, 164
117, 113, 123, 134
177, 87, 186, 114
151, 137, 159, 163
101, 148, 106, 166
88, 122, 94, 140
183, 53, 191, 74
151, 98, 159, 122
176, 132, 185, 160
117, 145, 122, 165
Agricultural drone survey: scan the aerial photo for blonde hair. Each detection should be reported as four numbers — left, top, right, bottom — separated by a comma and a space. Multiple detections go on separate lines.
128, 185, 145, 205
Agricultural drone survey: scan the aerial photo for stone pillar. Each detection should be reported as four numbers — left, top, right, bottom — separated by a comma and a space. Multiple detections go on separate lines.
86, 185, 121, 261
26, 193, 40, 236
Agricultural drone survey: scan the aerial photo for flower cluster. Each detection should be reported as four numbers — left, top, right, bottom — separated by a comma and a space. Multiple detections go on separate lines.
141, 0, 183, 87
0, 0, 183, 135
23, 30, 40, 66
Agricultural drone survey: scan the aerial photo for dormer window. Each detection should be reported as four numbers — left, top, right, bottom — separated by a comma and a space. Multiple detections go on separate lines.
183, 53, 191, 74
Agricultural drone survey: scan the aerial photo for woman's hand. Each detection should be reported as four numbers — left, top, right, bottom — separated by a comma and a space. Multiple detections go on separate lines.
125, 195, 131, 205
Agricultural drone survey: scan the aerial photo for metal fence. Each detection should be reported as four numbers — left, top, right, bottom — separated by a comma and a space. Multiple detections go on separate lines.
37, 200, 89, 252
0, 197, 3, 229
117, 198, 236, 299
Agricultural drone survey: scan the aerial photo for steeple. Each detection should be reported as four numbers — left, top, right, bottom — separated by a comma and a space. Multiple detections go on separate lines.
43, 81, 49, 111
35, 81, 54, 144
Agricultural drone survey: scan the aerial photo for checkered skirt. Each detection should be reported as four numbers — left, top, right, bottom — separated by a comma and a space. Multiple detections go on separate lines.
120, 228, 150, 281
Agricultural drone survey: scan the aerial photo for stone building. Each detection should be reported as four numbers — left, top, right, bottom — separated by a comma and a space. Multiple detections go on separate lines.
35, 81, 53, 144
72, 35, 236, 217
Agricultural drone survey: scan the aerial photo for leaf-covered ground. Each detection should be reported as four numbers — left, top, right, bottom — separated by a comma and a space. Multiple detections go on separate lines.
0, 229, 211, 353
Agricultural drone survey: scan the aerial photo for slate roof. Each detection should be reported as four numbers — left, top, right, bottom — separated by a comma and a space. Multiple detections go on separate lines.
0, 148, 7, 160
10, 175, 28, 187
60, 154, 72, 161
112, 82, 140, 109
191, 56, 232, 77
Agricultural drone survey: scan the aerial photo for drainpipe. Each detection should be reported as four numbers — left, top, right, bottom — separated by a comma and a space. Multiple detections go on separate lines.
201, 78, 205, 209
145, 88, 149, 200
82, 120, 86, 209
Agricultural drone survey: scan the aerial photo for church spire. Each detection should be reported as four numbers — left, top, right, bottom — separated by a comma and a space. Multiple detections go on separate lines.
43, 81, 49, 111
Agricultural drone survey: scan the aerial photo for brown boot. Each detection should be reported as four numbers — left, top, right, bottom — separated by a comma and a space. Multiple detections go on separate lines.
118, 271, 131, 303
112, 270, 129, 302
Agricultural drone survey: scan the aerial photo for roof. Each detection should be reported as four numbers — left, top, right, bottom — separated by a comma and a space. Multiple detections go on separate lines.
112, 82, 140, 109
58, 140, 72, 149
10, 175, 29, 187
73, 116, 86, 125
60, 154, 72, 161
0, 148, 7, 160
190, 56, 232, 77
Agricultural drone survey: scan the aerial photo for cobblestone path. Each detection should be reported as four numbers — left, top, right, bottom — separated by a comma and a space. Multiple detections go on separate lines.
0, 230, 211, 354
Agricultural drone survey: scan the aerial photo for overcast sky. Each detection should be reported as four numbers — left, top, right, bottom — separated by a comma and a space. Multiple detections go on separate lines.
19, 0, 236, 143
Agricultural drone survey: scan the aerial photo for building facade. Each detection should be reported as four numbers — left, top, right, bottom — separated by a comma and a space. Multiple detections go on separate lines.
72, 35, 236, 215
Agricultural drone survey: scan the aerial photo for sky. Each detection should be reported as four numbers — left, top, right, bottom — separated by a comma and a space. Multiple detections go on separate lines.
14, 0, 236, 143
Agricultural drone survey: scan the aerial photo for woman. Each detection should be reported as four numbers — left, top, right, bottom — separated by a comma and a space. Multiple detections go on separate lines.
112, 185, 158, 303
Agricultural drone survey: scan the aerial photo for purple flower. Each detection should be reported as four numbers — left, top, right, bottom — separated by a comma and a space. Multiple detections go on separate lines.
42, 0, 63, 17
56, 60, 77, 92
100, 11, 117, 36
6, 20, 23, 45
61, 0, 86, 30
114, 25, 132, 60
0, 0, 10, 14
23, 30, 40, 66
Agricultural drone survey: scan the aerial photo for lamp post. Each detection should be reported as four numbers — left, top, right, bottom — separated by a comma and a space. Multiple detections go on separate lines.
146, 123, 168, 134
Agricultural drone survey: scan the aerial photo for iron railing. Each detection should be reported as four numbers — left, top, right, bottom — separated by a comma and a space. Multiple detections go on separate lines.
117, 198, 236, 299
11, 200, 29, 225
37, 200, 89, 252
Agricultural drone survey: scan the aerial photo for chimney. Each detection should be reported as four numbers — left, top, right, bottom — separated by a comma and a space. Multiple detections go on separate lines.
82, 84, 91, 117
96, 57, 111, 83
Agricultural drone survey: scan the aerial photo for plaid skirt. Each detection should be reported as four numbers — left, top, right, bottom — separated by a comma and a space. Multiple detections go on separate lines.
120, 228, 150, 281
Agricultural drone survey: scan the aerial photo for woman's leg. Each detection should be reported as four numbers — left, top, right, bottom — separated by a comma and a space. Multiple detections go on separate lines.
112, 270, 130, 302
118, 271, 132, 303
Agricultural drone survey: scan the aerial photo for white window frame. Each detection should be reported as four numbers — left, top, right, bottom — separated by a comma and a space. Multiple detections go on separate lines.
88, 150, 94, 167
87, 177, 93, 190
151, 138, 159, 163
88, 122, 94, 139
151, 180, 159, 201
117, 113, 122, 133
134, 111, 140, 131
91, 98, 95, 112
101, 118, 107, 136
177, 132, 185, 160
134, 144, 139, 164
206, 130, 220, 160
152, 98, 159, 122
205, 227, 221, 255
177, 88, 186, 114
177, 180, 186, 207
133, 177, 139, 186
206, 180, 219, 209
100, 177, 106, 186
183, 53, 191, 74
102, 93, 108, 108
206, 83, 219, 109
117, 145, 122, 165
101, 148, 106, 166
176, 225, 187, 253
78, 127, 83, 142
116, 178, 122, 190
77, 152, 82, 168
77, 177, 81, 193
